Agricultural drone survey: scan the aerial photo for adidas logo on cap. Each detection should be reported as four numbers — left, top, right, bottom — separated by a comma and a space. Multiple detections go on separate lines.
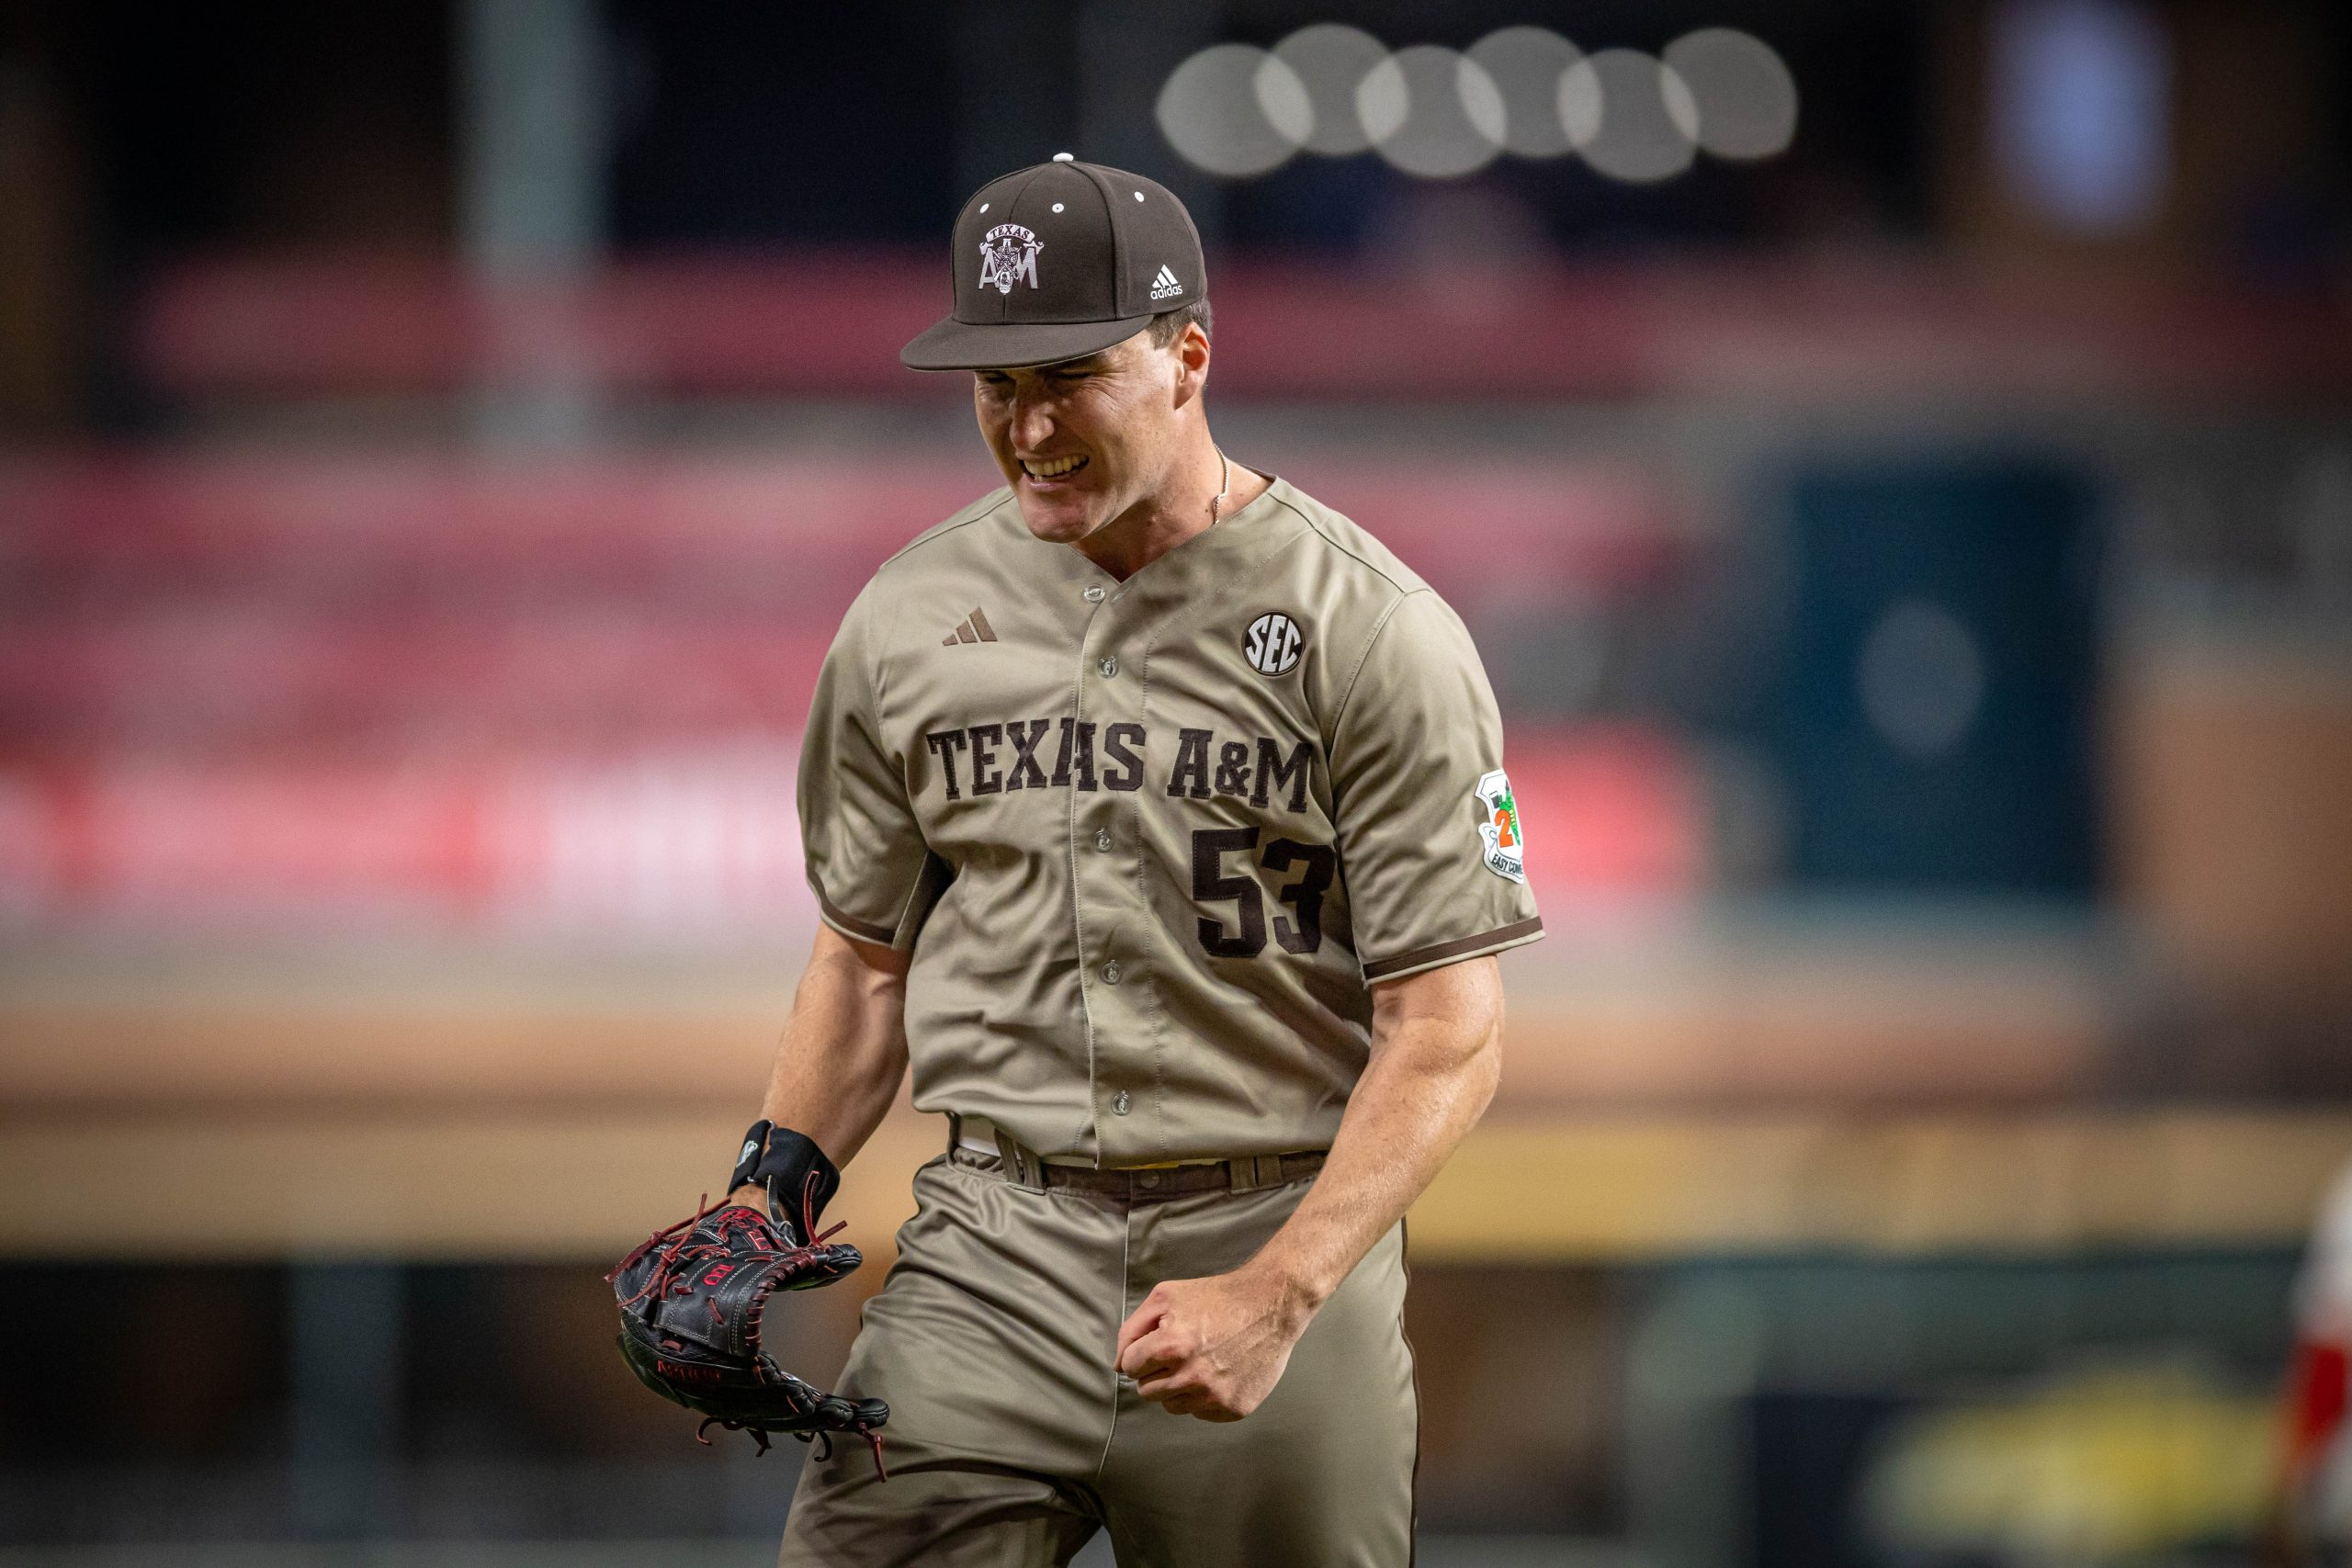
1149, 265, 1182, 301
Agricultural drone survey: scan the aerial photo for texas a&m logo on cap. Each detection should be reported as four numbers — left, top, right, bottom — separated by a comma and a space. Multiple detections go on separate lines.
978, 223, 1043, 293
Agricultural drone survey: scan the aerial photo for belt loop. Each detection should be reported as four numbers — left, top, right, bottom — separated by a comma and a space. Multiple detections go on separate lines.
1227, 1155, 1260, 1193
995, 1126, 1046, 1192
946, 1111, 965, 1159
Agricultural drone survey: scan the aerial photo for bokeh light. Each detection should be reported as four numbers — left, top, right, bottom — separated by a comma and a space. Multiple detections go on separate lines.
1991, 0, 2171, 232
1562, 49, 1699, 184
1358, 45, 1506, 179
1465, 26, 1584, 158
1158, 24, 1802, 183
1272, 22, 1389, 156
1857, 600, 1988, 759
1154, 43, 1310, 178
1665, 28, 1801, 160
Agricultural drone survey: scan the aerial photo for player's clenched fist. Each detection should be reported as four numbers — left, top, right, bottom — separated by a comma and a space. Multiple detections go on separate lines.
1114, 1267, 1312, 1422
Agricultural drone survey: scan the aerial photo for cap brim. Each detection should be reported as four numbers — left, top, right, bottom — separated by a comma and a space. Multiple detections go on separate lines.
900, 312, 1157, 372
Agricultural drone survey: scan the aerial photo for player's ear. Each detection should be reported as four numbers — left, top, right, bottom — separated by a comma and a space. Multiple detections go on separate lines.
1171, 322, 1210, 409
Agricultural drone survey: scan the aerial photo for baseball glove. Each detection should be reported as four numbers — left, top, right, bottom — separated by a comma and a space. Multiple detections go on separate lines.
609, 1169, 888, 1474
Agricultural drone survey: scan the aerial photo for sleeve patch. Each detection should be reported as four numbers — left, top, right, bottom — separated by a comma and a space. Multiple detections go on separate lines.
1475, 768, 1526, 884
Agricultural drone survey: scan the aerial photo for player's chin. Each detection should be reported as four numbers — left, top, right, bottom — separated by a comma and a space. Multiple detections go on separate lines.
1012, 487, 1104, 545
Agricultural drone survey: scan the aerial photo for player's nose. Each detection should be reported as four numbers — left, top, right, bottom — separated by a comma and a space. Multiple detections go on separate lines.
1007, 395, 1057, 452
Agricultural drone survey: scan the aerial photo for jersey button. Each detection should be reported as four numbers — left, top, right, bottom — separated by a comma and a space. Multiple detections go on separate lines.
1112, 1090, 1132, 1115
1083, 585, 1106, 604
1097, 655, 1118, 678
1094, 828, 1113, 852
1101, 961, 1121, 984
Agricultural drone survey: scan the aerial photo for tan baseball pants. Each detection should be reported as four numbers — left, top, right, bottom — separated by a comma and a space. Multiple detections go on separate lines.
777, 1141, 1419, 1566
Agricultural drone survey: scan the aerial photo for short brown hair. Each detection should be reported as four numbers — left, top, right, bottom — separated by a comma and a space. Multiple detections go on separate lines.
1147, 298, 1212, 348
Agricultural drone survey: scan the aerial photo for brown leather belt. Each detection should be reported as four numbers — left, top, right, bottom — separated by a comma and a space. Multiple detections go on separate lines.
945, 1112, 1325, 1199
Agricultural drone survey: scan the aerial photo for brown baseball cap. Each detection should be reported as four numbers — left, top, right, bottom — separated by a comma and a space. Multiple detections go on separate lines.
900, 153, 1205, 372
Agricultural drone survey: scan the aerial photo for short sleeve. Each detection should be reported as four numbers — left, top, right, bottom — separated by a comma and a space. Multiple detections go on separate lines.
797, 592, 948, 951
1329, 591, 1543, 982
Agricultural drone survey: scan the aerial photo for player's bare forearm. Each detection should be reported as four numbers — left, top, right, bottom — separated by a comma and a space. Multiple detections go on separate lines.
1114, 955, 1501, 1419
729, 924, 910, 1200
1248, 954, 1503, 1312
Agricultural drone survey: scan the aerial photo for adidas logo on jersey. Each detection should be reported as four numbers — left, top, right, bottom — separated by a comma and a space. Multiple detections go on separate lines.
1148, 265, 1182, 301
942, 608, 998, 646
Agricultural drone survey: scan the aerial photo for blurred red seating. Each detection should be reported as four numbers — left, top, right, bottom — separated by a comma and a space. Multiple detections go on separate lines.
0, 450, 1700, 931
0, 452, 1681, 763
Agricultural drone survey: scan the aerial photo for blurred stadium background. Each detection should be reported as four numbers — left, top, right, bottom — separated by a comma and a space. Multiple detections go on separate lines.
2, 0, 2349, 1562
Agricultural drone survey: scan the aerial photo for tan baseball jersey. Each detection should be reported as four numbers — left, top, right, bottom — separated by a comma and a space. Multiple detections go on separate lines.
798, 473, 1542, 1166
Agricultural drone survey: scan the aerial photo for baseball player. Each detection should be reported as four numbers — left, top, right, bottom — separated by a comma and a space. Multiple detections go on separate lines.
674, 155, 1542, 1565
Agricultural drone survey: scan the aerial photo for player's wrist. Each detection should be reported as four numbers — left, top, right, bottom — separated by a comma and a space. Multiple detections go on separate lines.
1239, 1249, 1329, 1328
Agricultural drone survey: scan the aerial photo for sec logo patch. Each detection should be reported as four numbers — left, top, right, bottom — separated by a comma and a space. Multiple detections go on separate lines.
1243, 612, 1305, 677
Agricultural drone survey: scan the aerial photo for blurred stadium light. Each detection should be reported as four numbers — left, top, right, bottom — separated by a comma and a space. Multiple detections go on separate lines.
1664, 28, 1801, 162
1158, 23, 1796, 185
1358, 45, 1506, 179
1991, 0, 2171, 233
1152, 43, 1308, 179
1563, 49, 1699, 184
1272, 22, 1387, 156
1465, 28, 1581, 159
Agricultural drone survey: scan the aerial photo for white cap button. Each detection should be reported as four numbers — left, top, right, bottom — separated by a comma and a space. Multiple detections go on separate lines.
1098, 656, 1118, 678
1113, 1089, 1132, 1115
1095, 828, 1113, 852
1052, 152, 1075, 163
1102, 961, 1121, 985
1082, 584, 1105, 603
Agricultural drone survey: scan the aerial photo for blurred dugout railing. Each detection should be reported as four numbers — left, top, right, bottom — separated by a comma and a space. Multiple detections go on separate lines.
137, 252, 2352, 401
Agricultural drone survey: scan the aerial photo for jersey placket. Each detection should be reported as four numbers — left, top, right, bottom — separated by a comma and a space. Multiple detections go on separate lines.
1071, 575, 1152, 1164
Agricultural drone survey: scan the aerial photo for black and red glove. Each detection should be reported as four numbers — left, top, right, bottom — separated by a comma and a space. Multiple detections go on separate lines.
609, 1126, 888, 1473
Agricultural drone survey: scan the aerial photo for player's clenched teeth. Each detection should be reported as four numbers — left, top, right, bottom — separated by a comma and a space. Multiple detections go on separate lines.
1021, 454, 1088, 479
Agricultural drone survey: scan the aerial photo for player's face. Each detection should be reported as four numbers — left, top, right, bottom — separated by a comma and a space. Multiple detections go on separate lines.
972, 332, 1189, 547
